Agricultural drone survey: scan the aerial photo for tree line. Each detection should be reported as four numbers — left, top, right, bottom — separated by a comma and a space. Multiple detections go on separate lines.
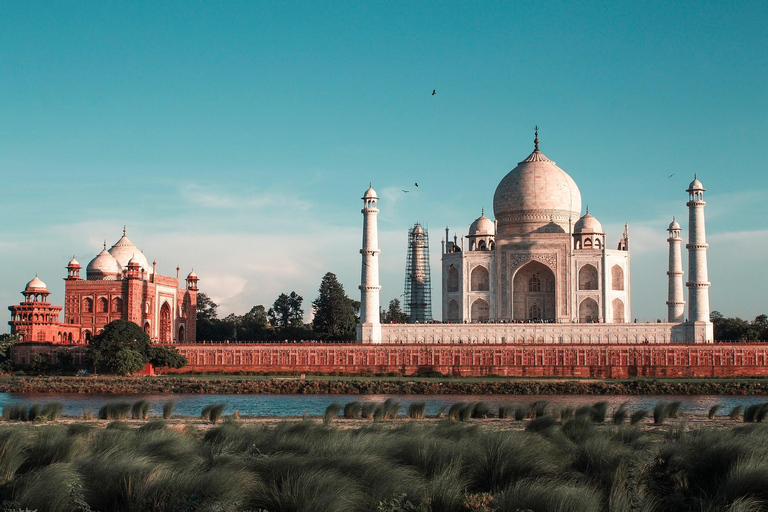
711, 311, 768, 342
196, 272, 362, 341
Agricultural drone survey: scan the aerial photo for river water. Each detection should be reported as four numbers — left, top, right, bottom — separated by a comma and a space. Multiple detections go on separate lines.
2, 393, 767, 418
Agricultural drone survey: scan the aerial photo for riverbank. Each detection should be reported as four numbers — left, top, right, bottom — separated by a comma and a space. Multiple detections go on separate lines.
2, 374, 768, 395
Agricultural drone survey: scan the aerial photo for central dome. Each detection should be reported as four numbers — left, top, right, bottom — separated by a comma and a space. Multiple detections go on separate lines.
493, 133, 581, 233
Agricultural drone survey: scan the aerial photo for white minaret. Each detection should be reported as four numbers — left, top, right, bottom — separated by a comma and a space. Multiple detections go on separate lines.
358, 184, 382, 343
686, 176, 711, 325
666, 217, 685, 323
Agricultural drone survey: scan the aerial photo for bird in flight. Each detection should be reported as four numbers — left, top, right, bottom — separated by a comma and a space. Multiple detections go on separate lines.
402, 189, 410, 193
432, 90, 436, 96
415, 182, 419, 187
668, 173, 675, 178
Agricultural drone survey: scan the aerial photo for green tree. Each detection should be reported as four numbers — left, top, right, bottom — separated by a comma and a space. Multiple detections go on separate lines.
0, 334, 21, 372
381, 298, 410, 324
87, 320, 187, 374
29, 353, 52, 374
312, 272, 357, 340
197, 292, 219, 320
240, 305, 269, 340
268, 292, 304, 328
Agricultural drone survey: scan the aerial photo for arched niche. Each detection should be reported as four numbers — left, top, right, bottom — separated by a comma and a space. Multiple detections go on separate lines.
470, 266, 489, 291
612, 298, 625, 323
470, 298, 489, 322
160, 302, 172, 343
447, 266, 459, 292
611, 265, 624, 290
447, 300, 460, 321
578, 264, 599, 290
512, 260, 555, 321
579, 298, 599, 323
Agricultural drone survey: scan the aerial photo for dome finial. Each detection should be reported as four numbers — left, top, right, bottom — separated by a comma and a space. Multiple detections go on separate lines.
103, 240, 106, 250
123, 225, 127, 236
534, 125, 539, 151
481, 207, 484, 216
586, 205, 589, 215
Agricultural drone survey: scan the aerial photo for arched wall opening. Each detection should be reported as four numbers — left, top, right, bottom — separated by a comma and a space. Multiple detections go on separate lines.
160, 302, 172, 343
512, 261, 555, 321
611, 265, 624, 290
579, 298, 599, 323
578, 264, 599, 290
612, 298, 625, 323
470, 266, 489, 291
470, 299, 489, 322
447, 267, 459, 292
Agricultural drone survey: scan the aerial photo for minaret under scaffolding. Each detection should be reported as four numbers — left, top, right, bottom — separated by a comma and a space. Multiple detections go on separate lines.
404, 223, 432, 323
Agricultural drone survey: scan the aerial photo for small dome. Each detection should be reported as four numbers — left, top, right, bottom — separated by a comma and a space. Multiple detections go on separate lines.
413, 223, 424, 235
67, 257, 80, 268
127, 255, 142, 267
363, 185, 378, 199
574, 213, 604, 234
87, 249, 121, 280
469, 212, 495, 236
25, 276, 47, 292
669, 218, 681, 230
687, 175, 705, 192
187, 270, 197, 279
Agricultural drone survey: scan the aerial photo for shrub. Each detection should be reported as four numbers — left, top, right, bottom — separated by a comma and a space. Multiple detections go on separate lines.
590, 401, 609, 423
407, 402, 427, 419
526, 416, 557, 433
498, 405, 513, 419
362, 402, 377, 419
40, 403, 64, 421
472, 402, 493, 419
730, 405, 744, 420
744, 404, 760, 423
667, 401, 682, 419
654, 402, 671, 424
709, 404, 721, 420
2, 404, 29, 421
382, 399, 403, 420
530, 401, 549, 418
514, 407, 527, 421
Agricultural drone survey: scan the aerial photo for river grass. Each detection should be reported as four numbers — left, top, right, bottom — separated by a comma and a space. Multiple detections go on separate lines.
3, 374, 768, 395
2, 405, 768, 512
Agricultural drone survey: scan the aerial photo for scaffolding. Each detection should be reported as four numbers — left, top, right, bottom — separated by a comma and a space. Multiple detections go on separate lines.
404, 223, 432, 323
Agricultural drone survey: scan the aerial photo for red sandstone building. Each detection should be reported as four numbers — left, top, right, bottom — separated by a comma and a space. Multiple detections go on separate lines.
8, 229, 198, 344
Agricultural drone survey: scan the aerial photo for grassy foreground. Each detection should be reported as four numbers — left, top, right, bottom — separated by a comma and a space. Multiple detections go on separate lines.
3, 374, 768, 395
2, 410, 768, 511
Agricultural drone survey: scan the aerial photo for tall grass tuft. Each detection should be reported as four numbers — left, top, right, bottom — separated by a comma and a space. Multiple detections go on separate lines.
407, 402, 427, 419
344, 401, 362, 419
744, 404, 760, 423
131, 400, 151, 420
530, 400, 549, 418
756, 403, 768, 423
499, 405, 514, 419
361, 402, 376, 419
323, 402, 342, 426
590, 401, 609, 423
201, 403, 227, 424
448, 403, 465, 421
472, 402, 493, 419
709, 404, 721, 420
667, 401, 682, 419
514, 406, 527, 421
382, 398, 403, 420
612, 404, 628, 425
28, 403, 42, 421
162, 400, 175, 419
98, 401, 131, 420
559, 406, 574, 422
2, 404, 29, 421
41, 403, 64, 421
730, 405, 744, 420
654, 402, 671, 424
630, 409, 650, 425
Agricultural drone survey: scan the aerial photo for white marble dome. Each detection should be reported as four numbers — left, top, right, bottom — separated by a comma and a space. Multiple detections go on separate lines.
363, 185, 378, 199
574, 212, 603, 234
669, 218, 681, 230
493, 137, 582, 230
108, 233, 152, 276
25, 276, 47, 292
87, 249, 121, 280
469, 212, 495, 235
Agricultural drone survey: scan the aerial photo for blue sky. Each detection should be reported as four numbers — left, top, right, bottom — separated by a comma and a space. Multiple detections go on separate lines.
1, 0, 767, 331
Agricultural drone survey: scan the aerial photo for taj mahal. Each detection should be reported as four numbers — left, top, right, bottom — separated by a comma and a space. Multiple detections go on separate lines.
358, 129, 714, 345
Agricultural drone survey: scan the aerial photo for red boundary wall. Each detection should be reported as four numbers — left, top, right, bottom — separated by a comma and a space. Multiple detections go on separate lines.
13, 342, 768, 378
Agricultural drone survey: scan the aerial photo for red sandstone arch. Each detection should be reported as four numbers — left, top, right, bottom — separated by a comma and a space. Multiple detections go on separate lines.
160, 302, 172, 343
178, 325, 185, 342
